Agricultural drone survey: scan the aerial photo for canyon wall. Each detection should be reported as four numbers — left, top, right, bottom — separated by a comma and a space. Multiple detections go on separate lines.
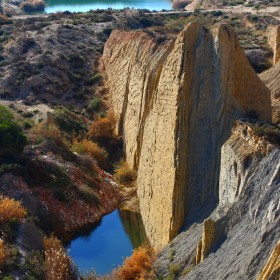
103, 23, 271, 249
260, 60, 280, 124
155, 124, 280, 279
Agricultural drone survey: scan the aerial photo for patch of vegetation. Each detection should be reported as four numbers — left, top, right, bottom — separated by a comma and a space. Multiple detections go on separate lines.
75, 186, 100, 206
53, 108, 87, 137
253, 124, 280, 145
114, 160, 137, 185
72, 139, 108, 170
85, 74, 102, 86
0, 105, 27, 159
113, 244, 155, 279
87, 97, 103, 113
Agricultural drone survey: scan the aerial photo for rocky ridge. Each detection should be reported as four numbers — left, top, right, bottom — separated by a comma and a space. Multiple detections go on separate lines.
103, 22, 271, 250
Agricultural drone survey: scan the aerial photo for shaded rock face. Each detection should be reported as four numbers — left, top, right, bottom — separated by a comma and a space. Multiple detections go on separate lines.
155, 127, 280, 279
260, 60, 280, 124
103, 23, 271, 249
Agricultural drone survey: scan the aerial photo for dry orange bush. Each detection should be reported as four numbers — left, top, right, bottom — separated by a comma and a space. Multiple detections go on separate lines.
44, 237, 77, 280
0, 196, 27, 223
89, 112, 116, 139
113, 244, 155, 280
73, 139, 108, 168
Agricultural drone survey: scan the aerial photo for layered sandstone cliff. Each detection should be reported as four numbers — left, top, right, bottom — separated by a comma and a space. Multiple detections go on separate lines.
260, 60, 280, 124
268, 25, 280, 65
155, 123, 280, 279
103, 23, 271, 249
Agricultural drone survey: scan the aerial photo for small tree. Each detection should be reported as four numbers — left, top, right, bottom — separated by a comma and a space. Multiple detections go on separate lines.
0, 105, 27, 158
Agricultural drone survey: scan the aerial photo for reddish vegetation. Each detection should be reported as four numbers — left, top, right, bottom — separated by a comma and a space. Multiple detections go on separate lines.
36, 169, 120, 233
113, 244, 155, 280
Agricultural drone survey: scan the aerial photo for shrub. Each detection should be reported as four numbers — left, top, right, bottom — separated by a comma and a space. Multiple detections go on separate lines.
85, 74, 102, 86
114, 161, 136, 185
0, 105, 27, 158
87, 98, 103, 113
44, 237, 77, 280
0, 196, 27, 223
21, 0, 46, 12
88, 112, 116, 139
31, 123, 65, 146
72, 139, 108, 169
113, 244, 155, 280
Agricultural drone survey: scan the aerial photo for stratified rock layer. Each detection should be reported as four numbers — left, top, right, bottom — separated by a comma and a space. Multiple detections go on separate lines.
103, 23, 271, 249
260, 60, 280, 124
155, 125, 280, 279
268, 25, 280, 65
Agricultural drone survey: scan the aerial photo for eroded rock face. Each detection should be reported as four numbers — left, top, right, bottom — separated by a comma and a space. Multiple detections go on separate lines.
260, 60, 280, 124
196, 218, 216, 265
155, 129, 280, 279
268, 25, 280, 65
103, 23, 271, 249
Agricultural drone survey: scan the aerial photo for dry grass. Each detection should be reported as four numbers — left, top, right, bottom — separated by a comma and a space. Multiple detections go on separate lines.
73, 139, 108, 169
113, 244, 155, 280
0, 196, 27, 223
21, 0, 46, 12
44, 237, 77, 280
31, 123, 65, 146
114, 161, 136, 185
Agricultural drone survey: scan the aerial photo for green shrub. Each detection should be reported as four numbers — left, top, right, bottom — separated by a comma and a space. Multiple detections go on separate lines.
85, 74, 102, 86
87, 98, 103, 112
0, 106, 27, 158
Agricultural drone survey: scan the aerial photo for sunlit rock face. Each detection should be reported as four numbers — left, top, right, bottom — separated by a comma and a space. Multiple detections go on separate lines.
103, 22, 271, 250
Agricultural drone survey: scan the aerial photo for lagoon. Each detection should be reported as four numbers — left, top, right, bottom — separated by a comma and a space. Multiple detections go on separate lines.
45, 0, 173, 13
68, 209, 146, 275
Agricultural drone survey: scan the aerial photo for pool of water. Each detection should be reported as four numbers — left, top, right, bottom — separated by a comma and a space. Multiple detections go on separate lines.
68, 209, 146, 275
45, 0, 172, 13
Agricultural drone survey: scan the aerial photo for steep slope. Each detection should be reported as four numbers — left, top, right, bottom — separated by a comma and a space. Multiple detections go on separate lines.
155, 123, 280, 280
260, 60, 280, 124
103, 22, 271, 249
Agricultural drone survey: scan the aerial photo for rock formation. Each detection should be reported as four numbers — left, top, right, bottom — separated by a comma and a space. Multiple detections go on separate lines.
268, 25, 280, 65
103, 22, 271, 250
196, 218, 216, 265
260, 60, 280, 124
155, 124, 280, 279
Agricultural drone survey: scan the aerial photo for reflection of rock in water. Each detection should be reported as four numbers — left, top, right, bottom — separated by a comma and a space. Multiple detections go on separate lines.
119, 209, 146, 248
